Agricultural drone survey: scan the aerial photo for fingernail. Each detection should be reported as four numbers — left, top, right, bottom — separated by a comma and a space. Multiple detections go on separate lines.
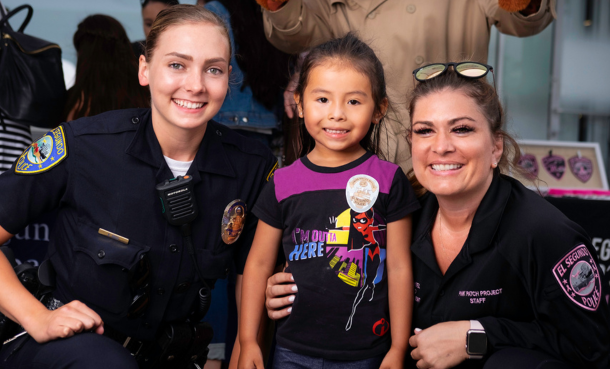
414, 328, 422, 333
287, 307, 292, 313
288, 296, 295, 302
291, 285, 298, 292
290, 275, 294, 281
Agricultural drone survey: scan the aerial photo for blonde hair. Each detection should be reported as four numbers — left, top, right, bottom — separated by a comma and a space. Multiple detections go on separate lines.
145, 4, 232, 61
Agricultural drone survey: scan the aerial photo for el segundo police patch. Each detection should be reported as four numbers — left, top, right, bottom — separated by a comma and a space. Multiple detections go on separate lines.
552, 244, 602, 311
15, 126, 68, 175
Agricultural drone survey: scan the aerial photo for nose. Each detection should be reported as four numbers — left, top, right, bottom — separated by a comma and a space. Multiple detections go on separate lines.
328, 101, 346, 121
185, 69, 205, 94
431, 130, 455, 155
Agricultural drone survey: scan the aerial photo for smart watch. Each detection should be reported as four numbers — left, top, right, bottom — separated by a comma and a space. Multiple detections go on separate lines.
466, 320, 487, 359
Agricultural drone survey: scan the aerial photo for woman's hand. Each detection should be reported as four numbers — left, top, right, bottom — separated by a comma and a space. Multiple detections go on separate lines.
265, 272, 296, 320
408, 321, 470, 369
380, 345, 406, 369
237, 341, 265, 369
23, 300, 104, 343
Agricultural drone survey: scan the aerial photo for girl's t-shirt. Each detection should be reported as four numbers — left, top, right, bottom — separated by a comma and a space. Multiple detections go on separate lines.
253, 152, 420, 360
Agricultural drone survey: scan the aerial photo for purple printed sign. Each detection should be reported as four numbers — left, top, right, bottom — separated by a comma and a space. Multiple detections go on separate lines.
518, 154, 538, 179
568, 156, 593, 183
552, 245, 602, 311
542, 154, 566, 180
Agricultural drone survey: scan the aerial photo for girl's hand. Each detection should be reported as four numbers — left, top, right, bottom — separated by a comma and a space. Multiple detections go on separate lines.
23, 300, 104, 343
237, 341, 265, 369
265, 272, 296, 320
380, 345, 405, 369
408, 321, 470, 369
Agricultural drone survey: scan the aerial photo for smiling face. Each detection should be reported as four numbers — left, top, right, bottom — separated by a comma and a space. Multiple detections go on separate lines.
296, 61, 383, 164
410, 88, 503, 201
138, 22, 230, 135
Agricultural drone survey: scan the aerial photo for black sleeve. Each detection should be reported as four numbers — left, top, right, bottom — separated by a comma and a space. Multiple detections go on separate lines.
232, 156, 278, 274
385, 168, 420, 223
0, 127, 70, 234
480, 221, 610, 368
252, 176, 283, 230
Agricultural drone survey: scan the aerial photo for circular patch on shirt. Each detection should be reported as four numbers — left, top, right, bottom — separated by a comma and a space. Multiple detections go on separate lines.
221, 199, 247, 245
15, 126, 68, 175
552, 244, 602, 311
346, 174, 379, 213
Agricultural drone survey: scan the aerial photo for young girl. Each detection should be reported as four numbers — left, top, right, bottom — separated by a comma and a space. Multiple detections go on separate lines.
238, 33, 419, 369
0, 5, 276, 368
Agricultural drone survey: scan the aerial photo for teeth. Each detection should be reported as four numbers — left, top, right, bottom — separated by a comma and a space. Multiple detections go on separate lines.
431, 164, 462, 171
325, 129, 347, 134
173, 99, 204, 109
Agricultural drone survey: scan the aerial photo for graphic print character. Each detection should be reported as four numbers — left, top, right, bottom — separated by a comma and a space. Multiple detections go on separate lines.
345, 208, 383, 331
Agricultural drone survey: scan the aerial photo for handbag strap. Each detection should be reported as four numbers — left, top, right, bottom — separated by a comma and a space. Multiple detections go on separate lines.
0, 4, 33, 33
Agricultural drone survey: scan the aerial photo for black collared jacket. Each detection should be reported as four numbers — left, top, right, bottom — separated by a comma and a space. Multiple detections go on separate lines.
410, 172, 610, 368
0, 108, 277, 340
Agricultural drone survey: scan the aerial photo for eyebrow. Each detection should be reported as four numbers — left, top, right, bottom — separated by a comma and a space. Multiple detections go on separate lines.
412, 116, 475, 126
164, 53, 227, 65
310, 88, 369, 97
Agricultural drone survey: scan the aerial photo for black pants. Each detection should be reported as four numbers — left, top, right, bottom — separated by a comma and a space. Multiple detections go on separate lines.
0, 333, 138, 369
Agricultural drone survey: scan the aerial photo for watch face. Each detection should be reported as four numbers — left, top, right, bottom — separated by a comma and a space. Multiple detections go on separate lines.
467, 331, 487, 355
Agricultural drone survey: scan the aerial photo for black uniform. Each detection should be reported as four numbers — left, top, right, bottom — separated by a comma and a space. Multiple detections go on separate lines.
409, 172, 610, 368
0, 109, 277, 367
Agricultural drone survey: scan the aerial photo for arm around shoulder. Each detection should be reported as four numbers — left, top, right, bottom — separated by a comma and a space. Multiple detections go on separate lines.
484, 0, 555, 37
261, 0, 336, 54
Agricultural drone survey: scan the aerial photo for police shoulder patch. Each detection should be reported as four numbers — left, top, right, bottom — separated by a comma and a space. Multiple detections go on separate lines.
15, 126, 68, 175
266, 161, 278, 182
552, 244, 602, 311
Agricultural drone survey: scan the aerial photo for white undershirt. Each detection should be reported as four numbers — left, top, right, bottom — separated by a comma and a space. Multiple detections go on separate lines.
163, 155, 193, 178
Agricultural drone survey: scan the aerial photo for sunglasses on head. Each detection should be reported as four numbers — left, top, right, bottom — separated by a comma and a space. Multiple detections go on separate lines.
413, 62, 501, 123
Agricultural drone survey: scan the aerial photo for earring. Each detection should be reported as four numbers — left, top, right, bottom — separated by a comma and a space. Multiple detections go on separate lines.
492, 162, 498, 168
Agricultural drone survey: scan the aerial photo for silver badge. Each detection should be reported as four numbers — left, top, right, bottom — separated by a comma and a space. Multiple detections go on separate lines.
346, 175, 379, 213
221, 199, 247, 244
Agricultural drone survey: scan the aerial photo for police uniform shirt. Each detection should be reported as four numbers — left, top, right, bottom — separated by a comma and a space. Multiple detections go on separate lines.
409, 172, 610, 368
0, 108, 277, 341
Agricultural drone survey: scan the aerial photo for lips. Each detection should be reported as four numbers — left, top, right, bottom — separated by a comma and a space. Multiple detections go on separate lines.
172, 98, 206, 109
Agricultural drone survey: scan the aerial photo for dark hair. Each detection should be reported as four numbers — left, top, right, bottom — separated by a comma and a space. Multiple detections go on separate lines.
145, 4, 231, 62
406, 68, 526, 191
292, 33, 389, 159
64, 14, 150, 121
217, 0, 291, 110
141, 0, 179, 8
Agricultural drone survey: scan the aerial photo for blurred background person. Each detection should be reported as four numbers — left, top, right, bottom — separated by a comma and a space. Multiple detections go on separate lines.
65, 14, 150, 121
132, 0, 178, 59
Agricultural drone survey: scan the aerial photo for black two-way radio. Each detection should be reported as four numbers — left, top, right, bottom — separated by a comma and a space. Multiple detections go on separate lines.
156, 175, 211, 320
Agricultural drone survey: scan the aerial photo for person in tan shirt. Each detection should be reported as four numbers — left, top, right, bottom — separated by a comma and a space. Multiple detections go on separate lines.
259, 0, 555, 173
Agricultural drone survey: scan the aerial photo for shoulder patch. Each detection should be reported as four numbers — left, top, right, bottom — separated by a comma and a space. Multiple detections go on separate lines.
266, 161, 278, 182
15, 126, 68, 175
552, 244, 602, 311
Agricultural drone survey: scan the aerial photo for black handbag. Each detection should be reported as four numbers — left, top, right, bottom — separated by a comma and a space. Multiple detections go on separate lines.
0, 4, 66, 128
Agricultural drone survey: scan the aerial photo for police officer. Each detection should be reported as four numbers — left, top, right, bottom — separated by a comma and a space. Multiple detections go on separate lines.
0, 5, 276, 368
263, 65, 610, 369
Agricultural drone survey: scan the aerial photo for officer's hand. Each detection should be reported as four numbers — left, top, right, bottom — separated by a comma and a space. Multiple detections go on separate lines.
26, 300, 104, 343
409, 321, 470, 369
265, 272, 296, 320
237, 341, 264, 369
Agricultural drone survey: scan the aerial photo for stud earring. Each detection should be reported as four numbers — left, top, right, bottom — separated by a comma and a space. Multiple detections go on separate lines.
492, 162, 498, 168
298, 110, 303, 118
